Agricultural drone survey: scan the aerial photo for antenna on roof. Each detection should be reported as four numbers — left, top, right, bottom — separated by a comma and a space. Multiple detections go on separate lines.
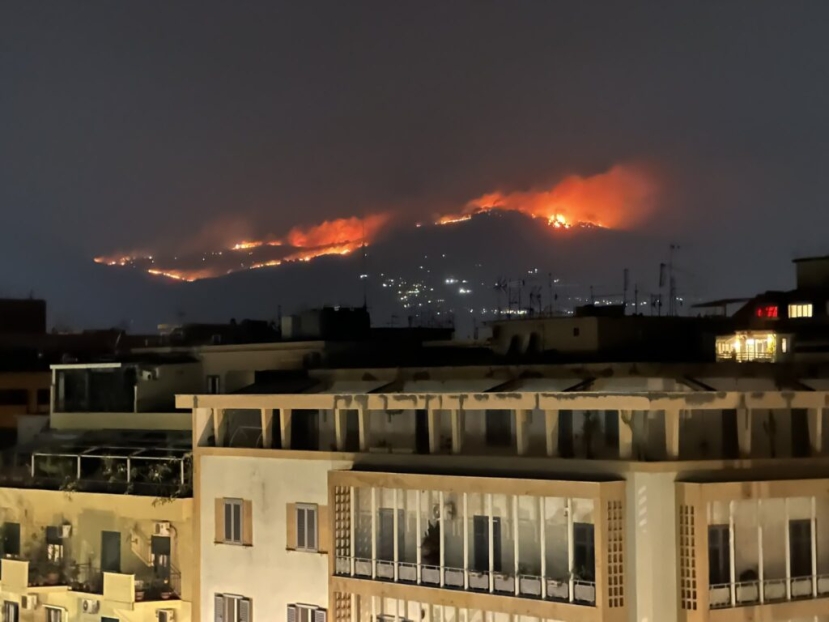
360, 219, 368, 310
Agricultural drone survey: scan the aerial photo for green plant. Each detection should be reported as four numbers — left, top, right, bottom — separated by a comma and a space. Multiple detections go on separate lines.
152, 455, 192, 507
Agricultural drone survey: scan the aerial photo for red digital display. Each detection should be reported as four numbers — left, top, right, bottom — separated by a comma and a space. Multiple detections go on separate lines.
756, 305, 779, 318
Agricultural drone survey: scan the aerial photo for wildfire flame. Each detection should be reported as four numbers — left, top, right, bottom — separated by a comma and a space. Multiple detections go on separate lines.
438, 164, 657, 230
95, 164, 658, 283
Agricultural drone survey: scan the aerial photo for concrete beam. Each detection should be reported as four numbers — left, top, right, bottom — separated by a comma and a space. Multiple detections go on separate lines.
212, 408, 227, 447
358, 408, 369, 451
334, 409, 347, 451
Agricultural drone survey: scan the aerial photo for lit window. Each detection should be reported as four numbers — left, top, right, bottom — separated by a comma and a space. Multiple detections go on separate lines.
782, 338, 788, 353
788, 303, 813, 318
756, 305, 779, 318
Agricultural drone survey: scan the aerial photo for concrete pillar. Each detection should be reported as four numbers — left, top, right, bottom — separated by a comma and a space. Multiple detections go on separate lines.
487, 493, 494, 593
516, 410, 530, 456
729, 500, 736, 606
807, 408, 823, 455
737, 408, 752, 458
451, 409, 464, 454
566, 497, 574, 603
393, 488, 399, 581
665, 409, 681, 459
545, 410, 559, 457
349, 487, 356, 576
358, 407, 369, 451
334, 409, 347, 451
539, 496, 547, 598
371, 487, 377, 578
512, 495, 519, 595
213, 409, 227, 447
462, 492, 469, 589
439, 491, 446, 586
618, 410, 633, 459
785, 498, 791, 599
427, 410, 440, 453
416, 489, 422, 584
260, 408, 274, 448
758, 499, 764, 604
811, 496, 818, 597
279, 408, 293, 449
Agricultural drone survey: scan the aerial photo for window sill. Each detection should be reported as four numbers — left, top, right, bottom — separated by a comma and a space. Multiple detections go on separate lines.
285, 547, 327, 555
214, 540, 253, 547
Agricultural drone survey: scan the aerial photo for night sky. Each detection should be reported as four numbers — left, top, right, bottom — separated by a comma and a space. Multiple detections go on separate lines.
3, 2, 829, 326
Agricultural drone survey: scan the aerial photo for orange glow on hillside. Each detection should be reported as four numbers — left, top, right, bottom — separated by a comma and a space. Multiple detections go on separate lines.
439, 164, 657, 230
285, 213, 390, 248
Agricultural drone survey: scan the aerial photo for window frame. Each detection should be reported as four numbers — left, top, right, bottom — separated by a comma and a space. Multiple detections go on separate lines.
216, 593, 251, 622
45, 606, 65, 622
788, 303, 813, 319
296, 504, 319, 552
223, 498, 244, 545
708, 524, 731, 585
789, 519, 813, 578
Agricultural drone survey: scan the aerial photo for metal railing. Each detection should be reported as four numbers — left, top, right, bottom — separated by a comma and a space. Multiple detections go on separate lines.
335, 556, 596, 606
710, 575, 829, 609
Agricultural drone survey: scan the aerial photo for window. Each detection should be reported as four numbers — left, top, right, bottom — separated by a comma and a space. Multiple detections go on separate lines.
0, 390, 27, 406
789, 519, 813, 578
1, 522, 20, 556
216, 498, 252, 546
224, 499, 243, 544
708, 525, 730, 585
288, 604, 326, 622
755, 305, 779, 318
573, 523, 595, 581
296, 504, 318, 551
788, 303, 813, 319
45, 607, 64, 622
215, 594, 251, 622
472, 515, 502, 572
206, 376, 221, 394
377, 508, 404, 561
573, 327, 580, 337
2, 601, 18, 622
781, 337, 789, 354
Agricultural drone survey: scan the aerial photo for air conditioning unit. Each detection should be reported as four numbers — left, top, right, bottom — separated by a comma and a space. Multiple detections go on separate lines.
154, 521, 172, 537
80, 598, 100, 614
157, 609, 176, 622
21, 595, 38, 610
60, 523, 72, 538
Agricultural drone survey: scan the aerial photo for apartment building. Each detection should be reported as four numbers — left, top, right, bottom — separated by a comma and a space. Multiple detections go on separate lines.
0, 354, 198, 622
178, 363, 829, 622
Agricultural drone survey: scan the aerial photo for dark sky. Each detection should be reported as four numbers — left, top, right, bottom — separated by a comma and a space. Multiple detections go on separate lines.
3, 1, 829, 316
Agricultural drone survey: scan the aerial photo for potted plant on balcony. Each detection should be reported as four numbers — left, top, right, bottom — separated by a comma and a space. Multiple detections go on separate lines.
135, 579, 146, 601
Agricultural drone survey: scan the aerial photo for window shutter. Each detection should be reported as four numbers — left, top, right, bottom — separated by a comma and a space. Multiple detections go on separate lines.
314, 609, 327, 622
239, 599, 252, 622
215, 500, 225, 543
243, 500, 253, 546
287, 605, 297, 622
307, 508, 317, 551
214, 594, 225, 622
297, 507, 306, 549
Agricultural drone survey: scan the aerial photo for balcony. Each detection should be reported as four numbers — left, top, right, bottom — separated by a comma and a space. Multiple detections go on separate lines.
678, 479, 829, 619
0, 434, 192, 498
329, 471, 626, 617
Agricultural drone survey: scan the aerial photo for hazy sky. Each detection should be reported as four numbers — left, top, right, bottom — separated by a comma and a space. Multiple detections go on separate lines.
3, 1, 829, 305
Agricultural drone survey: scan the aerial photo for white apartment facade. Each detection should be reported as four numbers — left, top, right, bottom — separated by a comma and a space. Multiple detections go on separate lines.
177, 367, 829, 622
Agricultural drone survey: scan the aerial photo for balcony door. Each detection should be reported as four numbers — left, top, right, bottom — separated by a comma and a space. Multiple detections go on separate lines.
2, 601, 18, 622
101, 531, 121, 573
152, 535, 172, 580
573, 523, 595, 581
472, 515, 502, 572
708, 525, 731, 585
789, 519, 813, 578
377, 509, 404, 561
